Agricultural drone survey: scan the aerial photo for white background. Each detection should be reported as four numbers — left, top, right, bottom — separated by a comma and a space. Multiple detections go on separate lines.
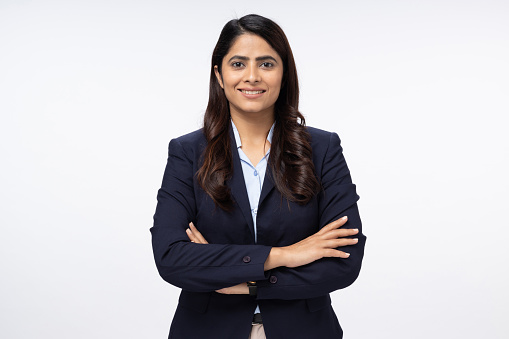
1, 0, 508, 338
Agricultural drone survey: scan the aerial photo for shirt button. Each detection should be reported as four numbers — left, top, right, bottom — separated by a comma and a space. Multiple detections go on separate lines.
269, 276, 278, 284
254, 170, 258, 176
243, 256, 251, 263
253, 208, 258, 214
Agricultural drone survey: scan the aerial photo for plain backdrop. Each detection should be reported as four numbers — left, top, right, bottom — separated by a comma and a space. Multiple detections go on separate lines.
1, 0, 508, 338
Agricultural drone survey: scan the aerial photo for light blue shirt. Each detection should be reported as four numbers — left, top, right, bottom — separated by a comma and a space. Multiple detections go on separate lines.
231, 119, 275, 314
231, 120, 275, 243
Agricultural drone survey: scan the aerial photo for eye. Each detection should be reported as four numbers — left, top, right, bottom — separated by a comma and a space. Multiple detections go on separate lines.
260, 62, 274, 68
231, 62, 244, 68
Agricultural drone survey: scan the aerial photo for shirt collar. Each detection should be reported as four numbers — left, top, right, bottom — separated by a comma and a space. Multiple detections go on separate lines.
231, 119, 275, 149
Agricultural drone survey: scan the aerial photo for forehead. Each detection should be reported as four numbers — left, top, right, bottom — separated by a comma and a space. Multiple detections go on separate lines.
224, 34, 282, 61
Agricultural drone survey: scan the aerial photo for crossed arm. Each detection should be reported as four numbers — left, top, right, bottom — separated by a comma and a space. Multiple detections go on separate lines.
186, 216, 359, 294
153, 132, 365, 298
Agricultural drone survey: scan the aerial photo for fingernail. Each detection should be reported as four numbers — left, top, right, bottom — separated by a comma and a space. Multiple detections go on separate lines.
353, 228, 359, 233
353, 238, 358, 242
344, 253, 350, 257
342, 216, 348, 220
186, 228, 191, 233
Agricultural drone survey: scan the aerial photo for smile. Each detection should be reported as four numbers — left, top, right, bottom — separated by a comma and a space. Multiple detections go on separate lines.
239, 89, 265, 94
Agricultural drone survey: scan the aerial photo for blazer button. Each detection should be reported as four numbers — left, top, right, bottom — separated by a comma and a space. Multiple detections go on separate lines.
243, 256, 251, 263
269, 276, 278, 284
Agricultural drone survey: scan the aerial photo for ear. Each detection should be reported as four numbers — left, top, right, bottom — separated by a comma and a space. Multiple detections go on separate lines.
214, 65, 224, 89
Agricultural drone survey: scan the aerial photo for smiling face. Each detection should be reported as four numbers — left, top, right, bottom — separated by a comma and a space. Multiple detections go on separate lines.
214, 33, 284, 121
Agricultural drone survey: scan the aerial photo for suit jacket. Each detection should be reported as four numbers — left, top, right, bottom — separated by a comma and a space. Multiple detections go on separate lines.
151, 124, 366, 339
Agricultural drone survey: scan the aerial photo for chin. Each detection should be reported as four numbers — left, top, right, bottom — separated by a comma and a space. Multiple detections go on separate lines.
243, 108, 266, 114
235, 106, 265, 114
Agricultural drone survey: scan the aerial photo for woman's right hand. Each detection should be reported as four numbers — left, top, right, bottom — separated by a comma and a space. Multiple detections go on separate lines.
264, 216, 359, 270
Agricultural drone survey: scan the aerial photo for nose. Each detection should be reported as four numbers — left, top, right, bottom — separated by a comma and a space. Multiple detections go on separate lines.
244, 63, 261, 83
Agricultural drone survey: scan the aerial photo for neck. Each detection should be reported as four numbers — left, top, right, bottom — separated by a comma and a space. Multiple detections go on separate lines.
230, 110, 275, 146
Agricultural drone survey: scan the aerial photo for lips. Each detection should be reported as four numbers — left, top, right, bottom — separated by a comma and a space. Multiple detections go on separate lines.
239, 89, 266, 94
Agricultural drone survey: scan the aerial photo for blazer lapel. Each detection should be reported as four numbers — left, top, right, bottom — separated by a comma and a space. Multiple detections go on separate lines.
259, 162, 275, 206
227, 126, 256, 240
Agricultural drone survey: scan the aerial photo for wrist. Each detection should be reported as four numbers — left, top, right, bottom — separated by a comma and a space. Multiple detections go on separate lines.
264, 247, 286, 271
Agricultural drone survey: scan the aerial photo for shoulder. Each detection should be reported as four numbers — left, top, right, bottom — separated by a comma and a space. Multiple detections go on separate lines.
172, 128, 206, 145
305, 126, 344, 172
305, 125, 342, 151
306, 126, 336, 141
168, 128, 206, 161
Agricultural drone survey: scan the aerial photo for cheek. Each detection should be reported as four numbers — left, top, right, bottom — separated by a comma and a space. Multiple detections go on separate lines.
224, 89, 236, 103
268, 72, 283, 92
222, 74, 240, 92
269, 78, 283, 98
223, 80, 237, 94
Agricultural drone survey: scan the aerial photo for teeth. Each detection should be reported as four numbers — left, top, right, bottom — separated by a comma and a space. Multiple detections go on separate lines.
241, 90, 264, 94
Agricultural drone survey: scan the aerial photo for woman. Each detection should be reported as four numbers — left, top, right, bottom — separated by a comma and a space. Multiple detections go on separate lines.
151, 14, 366, 339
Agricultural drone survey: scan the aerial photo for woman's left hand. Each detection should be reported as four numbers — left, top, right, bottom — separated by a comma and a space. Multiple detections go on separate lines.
186, 222, 209, 244
186, 222, 249, 295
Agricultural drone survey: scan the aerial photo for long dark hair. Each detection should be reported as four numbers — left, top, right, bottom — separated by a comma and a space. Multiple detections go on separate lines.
196, 14, 319, 210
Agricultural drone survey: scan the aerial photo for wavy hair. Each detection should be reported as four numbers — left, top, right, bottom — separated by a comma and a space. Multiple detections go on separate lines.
196, 14, 319, 210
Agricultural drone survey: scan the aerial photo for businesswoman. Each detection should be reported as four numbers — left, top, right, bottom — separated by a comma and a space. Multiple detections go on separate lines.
151, 14, 366, 339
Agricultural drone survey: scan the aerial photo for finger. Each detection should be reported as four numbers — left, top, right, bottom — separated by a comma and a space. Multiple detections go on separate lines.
185, 228, 198, 242
323, 248, 350, 258
318, 216, 348, 234
186, 224, 207, 244
324, 238, 359, 248
187, 227, 208, 244
322, 228, 359, 239
189, 222, 209, 244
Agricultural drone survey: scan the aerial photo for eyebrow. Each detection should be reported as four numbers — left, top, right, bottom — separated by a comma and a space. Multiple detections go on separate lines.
227, 55, 278, 63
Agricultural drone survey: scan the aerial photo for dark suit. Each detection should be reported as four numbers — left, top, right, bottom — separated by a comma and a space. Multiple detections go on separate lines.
151, 124, 366, 338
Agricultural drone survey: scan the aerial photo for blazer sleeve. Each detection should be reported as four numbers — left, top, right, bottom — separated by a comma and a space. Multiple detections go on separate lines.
256, 132, 367, 300
150, 138, 272, 292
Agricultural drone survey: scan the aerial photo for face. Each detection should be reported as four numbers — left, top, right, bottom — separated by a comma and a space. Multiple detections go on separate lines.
215, 34, 284, 120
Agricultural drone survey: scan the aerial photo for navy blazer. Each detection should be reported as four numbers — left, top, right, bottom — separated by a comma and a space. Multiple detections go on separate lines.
151, 124, 366, 339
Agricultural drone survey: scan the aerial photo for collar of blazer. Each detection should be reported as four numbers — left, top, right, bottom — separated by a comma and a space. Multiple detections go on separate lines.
226, 124, 276, 241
